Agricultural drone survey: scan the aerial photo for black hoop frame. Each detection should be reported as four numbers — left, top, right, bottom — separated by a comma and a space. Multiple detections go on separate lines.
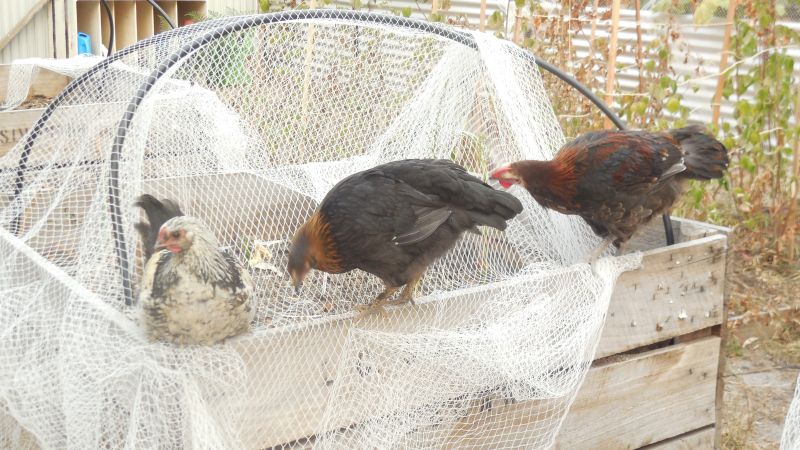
11, 10, 673, 306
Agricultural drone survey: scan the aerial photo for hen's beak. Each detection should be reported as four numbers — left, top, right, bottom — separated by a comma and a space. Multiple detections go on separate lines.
290, 272, 303, 295
490, 165, 519, 189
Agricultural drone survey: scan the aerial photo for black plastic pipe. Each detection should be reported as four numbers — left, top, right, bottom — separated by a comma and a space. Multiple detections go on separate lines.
147, 0, 177, 30
100, 0, 115, 56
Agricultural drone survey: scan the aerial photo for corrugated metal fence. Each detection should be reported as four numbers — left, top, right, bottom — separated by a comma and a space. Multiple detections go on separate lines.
0, 0, 53, 64
1, 0, 798, 127
332, 0, 800, 127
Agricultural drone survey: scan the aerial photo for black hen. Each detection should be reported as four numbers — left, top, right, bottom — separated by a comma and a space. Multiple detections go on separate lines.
287, 159, 524, 315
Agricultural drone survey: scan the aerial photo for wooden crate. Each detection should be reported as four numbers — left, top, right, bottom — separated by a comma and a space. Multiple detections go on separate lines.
226, 217, 727, 449
3, 164, 727, 448
0, 63, 73, 158
70, 1, 208, 56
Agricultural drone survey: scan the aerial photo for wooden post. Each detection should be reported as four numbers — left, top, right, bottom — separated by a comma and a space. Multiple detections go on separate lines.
711, 0, 738, 128
589, 0, 600, 57
52, 0, 68, 58
299, 0, 318, 143
785, 93, 800, 262
634, 0, 644, 93
431, 0, 440, 19
512, 7, 524, 44
479, 0, 487, 32
603, 0, 621, 129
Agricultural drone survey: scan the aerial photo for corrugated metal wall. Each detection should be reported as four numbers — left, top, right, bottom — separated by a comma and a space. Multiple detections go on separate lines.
0, 1, 54, 64
1, 0, 796, 127
568, 10, 800, 125
206, 0, 259, 15
330, 0, 800, 126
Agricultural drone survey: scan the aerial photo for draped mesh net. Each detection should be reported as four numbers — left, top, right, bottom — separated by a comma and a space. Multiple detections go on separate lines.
0, 12, 641, 449
0, 56, 102, 110
784, 374, 800, 449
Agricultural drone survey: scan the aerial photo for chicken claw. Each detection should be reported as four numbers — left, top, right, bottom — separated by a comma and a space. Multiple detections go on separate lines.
394, 273, 423, 306
354, 299, 391, 319
355, 286, 399, 319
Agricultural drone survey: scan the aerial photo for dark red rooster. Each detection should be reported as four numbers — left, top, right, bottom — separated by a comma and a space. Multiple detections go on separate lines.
288, 159, 523, 316
490, 125, 728, 259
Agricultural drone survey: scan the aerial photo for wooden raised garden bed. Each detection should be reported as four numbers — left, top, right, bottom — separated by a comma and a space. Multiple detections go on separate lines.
0, 63, 72, 157
229, 217, 728, 449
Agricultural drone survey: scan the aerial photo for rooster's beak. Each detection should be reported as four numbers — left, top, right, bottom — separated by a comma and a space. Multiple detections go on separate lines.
490, 165, 518, 189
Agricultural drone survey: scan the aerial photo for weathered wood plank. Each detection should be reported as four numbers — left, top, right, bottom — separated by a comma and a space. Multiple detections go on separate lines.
230, 232, 726, 448
0, 108, 43, 157
627, 217, 680, 252
557, 336, 720, 448
674, 217, 731, 240
383, 336, 719, 449
625, 216, 729, 253
644, 426, 716, 449
248, 338, 720, 450
113, 1, 138, 51
76, 1, 102, 56
596, 233, 726, 358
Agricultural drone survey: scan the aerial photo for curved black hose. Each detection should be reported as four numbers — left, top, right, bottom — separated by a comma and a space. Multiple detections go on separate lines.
100, 0, 114, 56
12, 10, 669, 305
533, 61, 674, 246
147, 0, 177, 30
533, 58, 626, 131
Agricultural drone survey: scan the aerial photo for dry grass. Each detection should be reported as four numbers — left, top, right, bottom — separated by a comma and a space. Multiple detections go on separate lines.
720, 231, 800, 449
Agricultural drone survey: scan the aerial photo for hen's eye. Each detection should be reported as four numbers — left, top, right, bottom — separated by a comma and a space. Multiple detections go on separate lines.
171, 231, 181, 239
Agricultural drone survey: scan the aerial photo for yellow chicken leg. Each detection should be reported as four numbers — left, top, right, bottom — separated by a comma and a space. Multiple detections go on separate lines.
355, 286, 400, 319
395, 272, 424, 306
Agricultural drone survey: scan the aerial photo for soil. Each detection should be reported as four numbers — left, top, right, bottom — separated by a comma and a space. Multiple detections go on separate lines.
721, 240, 800, 449
16, 95, 52, 110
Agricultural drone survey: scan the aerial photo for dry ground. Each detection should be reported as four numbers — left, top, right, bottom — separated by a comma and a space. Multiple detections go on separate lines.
721, 242, 800, 449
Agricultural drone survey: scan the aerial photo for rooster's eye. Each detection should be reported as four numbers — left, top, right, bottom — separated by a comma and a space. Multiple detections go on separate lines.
171, 231, 181, 239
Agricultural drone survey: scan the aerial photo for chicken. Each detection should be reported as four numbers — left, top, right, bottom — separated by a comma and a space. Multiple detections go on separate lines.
287, 159, 524, 316
134, 194, 255, 345
490, 125, 728, 260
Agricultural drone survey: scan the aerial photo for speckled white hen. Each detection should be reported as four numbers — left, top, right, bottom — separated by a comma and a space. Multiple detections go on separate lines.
135, 195, 255, 346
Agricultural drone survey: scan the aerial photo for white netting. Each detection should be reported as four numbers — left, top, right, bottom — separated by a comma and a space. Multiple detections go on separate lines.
0, 12, 641, 449
782, 374, 800, 449
1, 56, 103, 110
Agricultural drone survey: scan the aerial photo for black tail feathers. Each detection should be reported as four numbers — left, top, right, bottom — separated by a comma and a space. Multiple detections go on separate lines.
668, 125, 729, 180
466, 188, 524, 231
134, 194, 184, 259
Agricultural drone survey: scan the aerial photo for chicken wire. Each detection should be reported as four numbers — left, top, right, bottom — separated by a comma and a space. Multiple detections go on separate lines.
0, 10, 641, 450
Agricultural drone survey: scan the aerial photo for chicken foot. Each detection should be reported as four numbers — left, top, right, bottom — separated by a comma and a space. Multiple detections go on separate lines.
354, 286, 400, 318
395, 273, 424, 306
355, 273, 424, 319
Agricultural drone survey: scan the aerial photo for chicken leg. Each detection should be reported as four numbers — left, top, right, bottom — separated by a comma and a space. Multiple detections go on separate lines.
395, 272, 424, 306
355, 286, 400, 318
